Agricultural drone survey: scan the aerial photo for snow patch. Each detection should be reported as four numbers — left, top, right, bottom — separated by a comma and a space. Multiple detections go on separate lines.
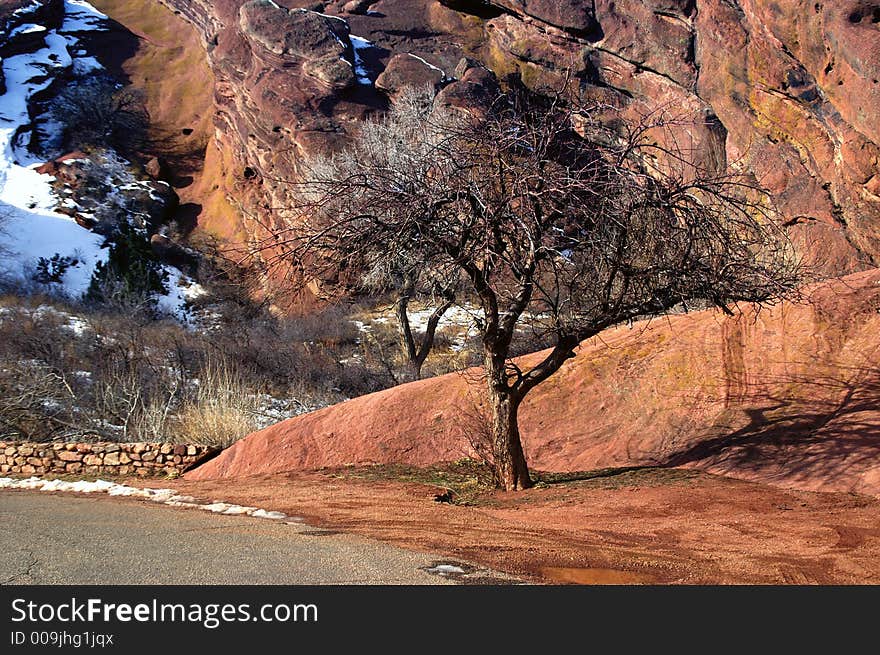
155, 267, 207, 325
251, 509, 287, 520
425, 564, 466, 576
0, 476, 291, 521
8, 23, 47, 37
12, 2, 41, 18
349, 36, 374, 86
406, 53, 446, 78
0, 304, 92, 335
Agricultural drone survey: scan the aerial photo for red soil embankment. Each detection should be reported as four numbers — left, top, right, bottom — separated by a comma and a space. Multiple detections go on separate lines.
190, 269, 880, 496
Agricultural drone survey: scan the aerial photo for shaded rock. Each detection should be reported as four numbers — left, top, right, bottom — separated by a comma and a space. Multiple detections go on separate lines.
303, 53, 357, 90
144, 156, 167, 180
491, 0, 601, 36
342, 0, 373, 14
453, 56, 481, 79
34, 153, 89, 182
239, 1, 355, 89
592, 0, 695, 86
435, 64, 500, 114
150, 234, 200, 277
375, 53, 445, 97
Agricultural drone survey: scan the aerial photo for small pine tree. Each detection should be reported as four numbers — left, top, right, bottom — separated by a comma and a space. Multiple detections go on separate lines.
33, 254, 76, 285
87, 222, 168, 313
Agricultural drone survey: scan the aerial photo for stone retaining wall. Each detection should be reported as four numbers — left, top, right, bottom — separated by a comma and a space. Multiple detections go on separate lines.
0, 442, 216, 478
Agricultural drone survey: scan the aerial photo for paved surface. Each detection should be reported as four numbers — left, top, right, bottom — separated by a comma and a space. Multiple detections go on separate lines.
0, 491, 493, 584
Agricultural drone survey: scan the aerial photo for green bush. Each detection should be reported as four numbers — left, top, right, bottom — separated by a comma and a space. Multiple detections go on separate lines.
86, 222, 168, 315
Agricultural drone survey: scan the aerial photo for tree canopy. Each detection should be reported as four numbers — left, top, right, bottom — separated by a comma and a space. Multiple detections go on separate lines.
261, 83, 804, 489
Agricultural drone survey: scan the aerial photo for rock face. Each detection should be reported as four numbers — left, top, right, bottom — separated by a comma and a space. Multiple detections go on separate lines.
375, 53, 446, 96
151, 0, 880, 293
239, 1, 356, 89
188, 268, 880, 497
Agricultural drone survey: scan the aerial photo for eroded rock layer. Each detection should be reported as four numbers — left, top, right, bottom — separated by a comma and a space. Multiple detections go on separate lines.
152, 0, 879, 285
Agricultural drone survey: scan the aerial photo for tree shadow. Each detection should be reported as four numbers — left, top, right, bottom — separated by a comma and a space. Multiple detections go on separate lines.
663, 363, 880, 484
535, 466, 656, 485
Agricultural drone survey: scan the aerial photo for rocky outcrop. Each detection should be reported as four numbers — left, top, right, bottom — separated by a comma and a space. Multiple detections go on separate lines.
189, 268, 880, 497
239, 1, 356, 89
37, 153, 179, 234
375, 53, 446, 96
148, 0, 880, 293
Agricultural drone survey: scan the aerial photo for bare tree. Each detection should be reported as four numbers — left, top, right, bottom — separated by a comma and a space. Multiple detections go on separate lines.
51, 77, 149, 156
261, 83, 805, 490
279, 88, 460, 380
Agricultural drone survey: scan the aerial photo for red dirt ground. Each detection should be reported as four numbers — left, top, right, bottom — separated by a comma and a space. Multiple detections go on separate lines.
142, 467, 880, 584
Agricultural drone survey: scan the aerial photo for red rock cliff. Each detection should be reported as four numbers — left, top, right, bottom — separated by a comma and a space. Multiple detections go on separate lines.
154, 0, 880, 286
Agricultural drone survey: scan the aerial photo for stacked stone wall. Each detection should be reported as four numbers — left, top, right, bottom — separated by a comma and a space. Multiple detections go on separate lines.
0, 442, 215, 477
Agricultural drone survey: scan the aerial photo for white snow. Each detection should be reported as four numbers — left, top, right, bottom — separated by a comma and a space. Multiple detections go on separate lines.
425, 564, 466, 576
63, 0, 108, 26
351, 303, 480, 351
155, 268, 207, 324
0, 304, 92, 334
316, 11, 346, 23
202, 501, 233, 513
222, 505, 258, 515
349, 35, 374, 86
71, 55, 101, 75
0, 475, 290, 521
12, 2, 41, 17
251, 509, 287, 520
0, 2, 108, 296
406, 53, 446, 78
8, 23, 47, 37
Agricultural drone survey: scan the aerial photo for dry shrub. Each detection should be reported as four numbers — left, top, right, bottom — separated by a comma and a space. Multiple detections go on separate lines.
170, 358, 262, 449
454, 383, 495, 469
0, 360, 77, 441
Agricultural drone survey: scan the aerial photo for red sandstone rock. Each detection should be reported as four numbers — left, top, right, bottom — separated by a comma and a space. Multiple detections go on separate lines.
147, 0, 880, 295
490, 0, 599, 35
375, 53, 446, 97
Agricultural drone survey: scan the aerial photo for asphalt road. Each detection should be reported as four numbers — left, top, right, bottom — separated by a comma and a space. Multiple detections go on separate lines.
0, 491, 495, 585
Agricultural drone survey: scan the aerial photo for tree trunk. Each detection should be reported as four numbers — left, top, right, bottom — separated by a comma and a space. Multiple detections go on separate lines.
488, 384, 532, 491
395, 294, 419, 379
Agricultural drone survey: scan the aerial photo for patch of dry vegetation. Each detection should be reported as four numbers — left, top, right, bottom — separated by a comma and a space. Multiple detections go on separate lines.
0, 291, 403, 446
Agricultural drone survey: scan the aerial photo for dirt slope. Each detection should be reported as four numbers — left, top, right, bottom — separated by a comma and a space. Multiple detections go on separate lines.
189, 268, 880, 496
